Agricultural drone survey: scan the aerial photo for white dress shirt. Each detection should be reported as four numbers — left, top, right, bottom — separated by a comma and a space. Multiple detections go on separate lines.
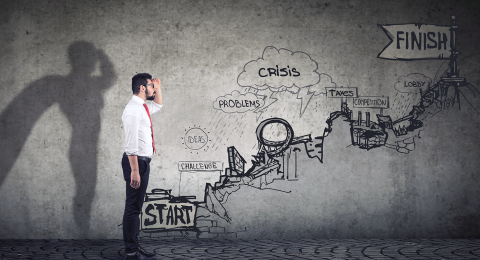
122, 95, 163, 157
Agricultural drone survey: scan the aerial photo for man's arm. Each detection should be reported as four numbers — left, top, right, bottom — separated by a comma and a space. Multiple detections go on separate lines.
128, 155, 140, 189
152, 78, 163, 105
123, 114, 142, 189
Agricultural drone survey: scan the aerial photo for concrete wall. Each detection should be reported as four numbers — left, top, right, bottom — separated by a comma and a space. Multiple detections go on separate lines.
0, 0, 479, 239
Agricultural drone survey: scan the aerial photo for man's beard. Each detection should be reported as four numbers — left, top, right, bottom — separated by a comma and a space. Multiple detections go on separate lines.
146, 89, 155, 100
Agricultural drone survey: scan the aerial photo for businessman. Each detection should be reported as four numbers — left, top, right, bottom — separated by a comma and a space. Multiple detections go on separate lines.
121, 73, 162, 260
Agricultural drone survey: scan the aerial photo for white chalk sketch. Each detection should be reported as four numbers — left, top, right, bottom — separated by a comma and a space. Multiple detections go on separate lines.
213, 90, 265, 113
378, 23, 451, 60
237, 46, 320, 92
141, 189, 197, 232
237, 46, 337, 118
178, 161, 223, 203
394, 73, 432, 94
181, 126, 211, 153
140, 14, 479, 239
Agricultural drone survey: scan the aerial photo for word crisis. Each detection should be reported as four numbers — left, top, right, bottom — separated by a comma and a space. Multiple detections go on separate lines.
142, 202, 196, 229
259, 65, 300, 77
396, 31, 448, 50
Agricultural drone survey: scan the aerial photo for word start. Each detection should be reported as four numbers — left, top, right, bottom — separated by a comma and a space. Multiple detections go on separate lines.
144, 203, 194, 226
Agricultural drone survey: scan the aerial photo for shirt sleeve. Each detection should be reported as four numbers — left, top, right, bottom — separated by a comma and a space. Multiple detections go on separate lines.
147, 100, 163, 115
123, 115, 141, 155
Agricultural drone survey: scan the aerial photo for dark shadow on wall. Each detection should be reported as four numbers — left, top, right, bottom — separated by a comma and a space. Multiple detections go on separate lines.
0, 41, 116, 237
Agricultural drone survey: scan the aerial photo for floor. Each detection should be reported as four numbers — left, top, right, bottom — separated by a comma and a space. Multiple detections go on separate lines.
1, 238, 479, 259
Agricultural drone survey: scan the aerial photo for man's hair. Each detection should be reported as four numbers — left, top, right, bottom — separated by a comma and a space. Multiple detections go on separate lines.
132, 73, 152, 94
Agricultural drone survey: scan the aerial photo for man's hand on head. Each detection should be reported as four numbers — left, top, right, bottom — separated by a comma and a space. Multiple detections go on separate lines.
152, 77, 163, 105
152, 78, 161, 91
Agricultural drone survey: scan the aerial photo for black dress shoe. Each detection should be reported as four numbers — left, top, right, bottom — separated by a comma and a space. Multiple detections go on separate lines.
138, 245, 156, 257
124, 251, 156, 260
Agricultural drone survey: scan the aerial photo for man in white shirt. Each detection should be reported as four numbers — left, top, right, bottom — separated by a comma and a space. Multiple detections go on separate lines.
121, 73, 162, 260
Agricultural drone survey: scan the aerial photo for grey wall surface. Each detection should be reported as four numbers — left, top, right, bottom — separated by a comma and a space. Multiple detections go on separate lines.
0, 0, 479, 239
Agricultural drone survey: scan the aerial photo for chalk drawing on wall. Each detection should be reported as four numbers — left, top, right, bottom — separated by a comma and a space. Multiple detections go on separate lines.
374, 15, 479, 153
209, 46, 338, 153
141, 117, 325, 238
141, 189, 198, 234
181, 126, 211, 153
213, 90, 265, 113
139, 14, 479, 239
378, 15, 479, 112
236, 46, 336, 119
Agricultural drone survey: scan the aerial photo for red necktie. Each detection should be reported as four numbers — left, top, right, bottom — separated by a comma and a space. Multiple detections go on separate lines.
143, 103, 156, 154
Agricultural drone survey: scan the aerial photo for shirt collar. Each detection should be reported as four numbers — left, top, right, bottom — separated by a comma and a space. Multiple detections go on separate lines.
132, 95, 145, 104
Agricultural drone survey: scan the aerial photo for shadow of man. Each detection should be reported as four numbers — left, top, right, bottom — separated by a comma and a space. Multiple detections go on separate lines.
0, 41, 116, 237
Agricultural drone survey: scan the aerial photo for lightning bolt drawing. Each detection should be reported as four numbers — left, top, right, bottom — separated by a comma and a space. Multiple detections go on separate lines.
297, 87, 315, 117
253, 89, 279, 121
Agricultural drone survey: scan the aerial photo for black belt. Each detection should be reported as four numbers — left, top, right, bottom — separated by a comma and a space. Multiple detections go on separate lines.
123, 153, 151, 163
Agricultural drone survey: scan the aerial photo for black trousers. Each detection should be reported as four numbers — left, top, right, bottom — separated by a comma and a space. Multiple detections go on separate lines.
121, 156, 150, 254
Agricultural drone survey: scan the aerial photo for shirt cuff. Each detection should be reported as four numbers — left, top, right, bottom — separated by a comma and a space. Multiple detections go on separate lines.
151, 101, 163, 108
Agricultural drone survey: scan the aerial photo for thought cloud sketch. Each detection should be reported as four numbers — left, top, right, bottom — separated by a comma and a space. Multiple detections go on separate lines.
390, 74, 432, 122
207, 47, 340, 156
234, 46, 338, 120
237, 46, 320, 92
181, 126, 211, 153
213, 90, 265, 113
394, 73, 432, 94
308, 73, 337, 96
